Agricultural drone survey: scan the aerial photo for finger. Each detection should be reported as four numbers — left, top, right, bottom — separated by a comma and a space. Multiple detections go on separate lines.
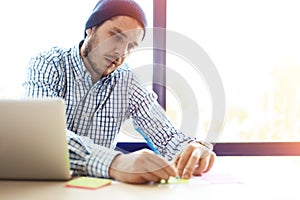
125, 176, 148, 184
203, 151, 216, 173
145, 155, 177, 178
181, 149, 201, 179
193, 151, 216, 175
193, 157, 209, 176
136, 150, 177, 177
142, 172, 162, 183
146, 168, 172, 182
176, 146, 193, 177
148, 161, 177, 181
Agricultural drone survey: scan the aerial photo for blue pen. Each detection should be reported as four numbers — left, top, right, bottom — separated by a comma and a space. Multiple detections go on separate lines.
134, 123, 160, 155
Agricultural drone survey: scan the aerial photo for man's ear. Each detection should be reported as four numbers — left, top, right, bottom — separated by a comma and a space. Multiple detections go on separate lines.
85, 28, 92, 37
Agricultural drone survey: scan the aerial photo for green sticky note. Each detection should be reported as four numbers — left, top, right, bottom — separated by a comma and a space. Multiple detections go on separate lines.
160, 176, 189, 184
65, 177, 112, 190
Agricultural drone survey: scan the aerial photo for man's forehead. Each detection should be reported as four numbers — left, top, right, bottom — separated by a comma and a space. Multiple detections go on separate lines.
107, 17, 144, 42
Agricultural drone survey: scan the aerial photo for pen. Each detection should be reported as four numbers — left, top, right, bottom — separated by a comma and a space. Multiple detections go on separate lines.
133, 123, 160, 155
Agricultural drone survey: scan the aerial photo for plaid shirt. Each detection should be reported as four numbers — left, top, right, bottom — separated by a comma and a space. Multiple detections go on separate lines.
22, 43, 194, 178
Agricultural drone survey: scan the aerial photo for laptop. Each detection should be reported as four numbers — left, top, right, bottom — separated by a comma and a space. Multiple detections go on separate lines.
0, 98, 72, 180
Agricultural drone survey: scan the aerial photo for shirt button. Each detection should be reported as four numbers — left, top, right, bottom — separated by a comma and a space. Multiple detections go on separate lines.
82, 113, 88, 118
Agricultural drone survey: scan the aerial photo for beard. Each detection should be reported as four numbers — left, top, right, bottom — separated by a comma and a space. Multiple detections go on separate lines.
82, 36, 103, 72
80, 32, 125, 79
82, 39, 92, 58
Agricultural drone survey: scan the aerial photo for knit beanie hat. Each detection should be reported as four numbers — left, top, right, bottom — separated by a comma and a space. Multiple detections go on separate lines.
84, 0, 147, 38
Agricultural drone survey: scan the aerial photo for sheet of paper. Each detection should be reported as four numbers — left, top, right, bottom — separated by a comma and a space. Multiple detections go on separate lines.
65, 177, 112, 190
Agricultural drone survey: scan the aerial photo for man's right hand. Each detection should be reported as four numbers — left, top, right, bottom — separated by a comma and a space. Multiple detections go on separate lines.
109, 149, 177, 184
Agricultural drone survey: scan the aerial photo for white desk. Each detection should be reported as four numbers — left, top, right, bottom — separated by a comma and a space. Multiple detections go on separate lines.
1, 156, 300, 200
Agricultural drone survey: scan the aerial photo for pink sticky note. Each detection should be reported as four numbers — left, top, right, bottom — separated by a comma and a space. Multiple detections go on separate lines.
200, 172, 243, 184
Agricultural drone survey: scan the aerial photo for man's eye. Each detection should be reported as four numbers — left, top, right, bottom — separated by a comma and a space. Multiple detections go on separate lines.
114, 33, 124, 42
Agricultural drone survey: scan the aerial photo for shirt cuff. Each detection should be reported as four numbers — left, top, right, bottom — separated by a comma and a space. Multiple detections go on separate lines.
86, 145, 122, 178
158, 128, 195, 161
67, 130, 122, 179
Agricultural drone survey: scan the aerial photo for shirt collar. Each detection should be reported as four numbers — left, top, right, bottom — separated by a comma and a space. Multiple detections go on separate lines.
71, 41, 86, 81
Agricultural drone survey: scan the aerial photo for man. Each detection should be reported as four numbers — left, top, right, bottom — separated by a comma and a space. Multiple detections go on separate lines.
23, 0, 216, 184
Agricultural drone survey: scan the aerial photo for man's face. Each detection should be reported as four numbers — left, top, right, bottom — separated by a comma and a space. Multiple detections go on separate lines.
82, 16, 144, 81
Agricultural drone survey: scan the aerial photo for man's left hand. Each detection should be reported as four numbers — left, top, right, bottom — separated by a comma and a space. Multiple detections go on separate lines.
174, 141, 216, 179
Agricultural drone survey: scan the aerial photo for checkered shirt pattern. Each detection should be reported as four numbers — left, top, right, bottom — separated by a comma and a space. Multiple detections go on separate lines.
22, 43, 194, 178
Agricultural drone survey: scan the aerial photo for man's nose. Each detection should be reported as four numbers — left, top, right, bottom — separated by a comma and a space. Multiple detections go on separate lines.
114, 44, 129, 58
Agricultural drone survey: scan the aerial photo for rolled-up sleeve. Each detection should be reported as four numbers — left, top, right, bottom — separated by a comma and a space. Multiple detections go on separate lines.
66, 130, 122, 178
129, 75, 195, 161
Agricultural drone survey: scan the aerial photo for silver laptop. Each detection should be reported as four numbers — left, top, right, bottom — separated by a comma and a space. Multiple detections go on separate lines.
0, 98, 71, 180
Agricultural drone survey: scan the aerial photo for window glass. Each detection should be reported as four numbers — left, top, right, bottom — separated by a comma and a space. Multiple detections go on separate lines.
0, 0, 98, 98
166, 0, 300, 142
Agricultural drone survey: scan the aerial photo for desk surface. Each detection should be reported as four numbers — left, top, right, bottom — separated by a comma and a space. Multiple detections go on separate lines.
1, 156, 300, 200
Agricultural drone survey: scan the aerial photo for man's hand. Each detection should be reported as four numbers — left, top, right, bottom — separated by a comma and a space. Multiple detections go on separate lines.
109, 149, 177, 184
175, 142, 216, 179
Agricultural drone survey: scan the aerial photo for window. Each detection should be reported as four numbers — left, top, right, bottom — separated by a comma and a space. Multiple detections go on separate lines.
164, 0, 300, 155
166, 0, 300, 144
0, 0, 98, 98
1, 0, 299, 155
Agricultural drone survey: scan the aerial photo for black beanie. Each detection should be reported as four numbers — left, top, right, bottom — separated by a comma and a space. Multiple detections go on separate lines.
84, 0, 147, 38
